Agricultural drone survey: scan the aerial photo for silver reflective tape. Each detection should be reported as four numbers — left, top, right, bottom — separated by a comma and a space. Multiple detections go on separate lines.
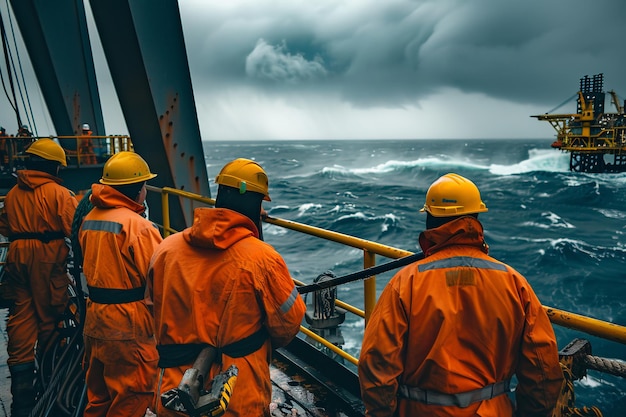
418, 256, 507, 272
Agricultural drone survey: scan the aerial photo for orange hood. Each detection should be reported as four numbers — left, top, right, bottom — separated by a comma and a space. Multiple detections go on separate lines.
182, 207, 259, 250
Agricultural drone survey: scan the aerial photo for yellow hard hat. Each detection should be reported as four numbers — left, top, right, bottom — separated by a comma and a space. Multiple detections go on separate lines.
25, 138, 67, 166
215, 158, 271, 201
421, 173, 488, 217
100, 151, 157, 185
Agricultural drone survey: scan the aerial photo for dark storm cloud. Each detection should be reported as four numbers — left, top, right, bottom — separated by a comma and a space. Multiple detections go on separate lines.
181, 0, 626, 112
245, 39, 328, 83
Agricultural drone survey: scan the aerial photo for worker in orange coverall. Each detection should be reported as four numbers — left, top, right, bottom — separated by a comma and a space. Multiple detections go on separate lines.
358, 173, 563, 417
147, 158, 306, 417
0, 138, 77, 417
79, 151, 162, 417
79, 123, 97, 165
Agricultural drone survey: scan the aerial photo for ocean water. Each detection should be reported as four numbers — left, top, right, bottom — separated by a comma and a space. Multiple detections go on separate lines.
203, 138, 626, 415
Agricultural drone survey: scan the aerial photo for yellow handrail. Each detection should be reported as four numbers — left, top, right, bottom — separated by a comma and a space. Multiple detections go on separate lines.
299, 326, 359, 366
545, 306, 626, 345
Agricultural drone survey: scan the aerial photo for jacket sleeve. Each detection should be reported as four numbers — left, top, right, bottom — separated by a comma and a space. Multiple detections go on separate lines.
260, 253, 305, 348
130, 222, 164, 281
58, 187, 78, 237
515, 283, 564, 417
358, 281, 408, 417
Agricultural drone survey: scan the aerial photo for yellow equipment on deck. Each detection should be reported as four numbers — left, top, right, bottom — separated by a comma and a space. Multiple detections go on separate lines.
160, 346, 238, 417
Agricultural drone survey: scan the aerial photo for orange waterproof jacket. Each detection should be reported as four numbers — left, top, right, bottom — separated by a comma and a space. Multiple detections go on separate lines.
0, 170, 77, 365
80, 183, 163, 340
358, 217, 563, 417
0, 169, 76, 240
148, 207, 306, 417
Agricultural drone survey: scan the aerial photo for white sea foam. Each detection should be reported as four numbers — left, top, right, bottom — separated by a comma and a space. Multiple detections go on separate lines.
263, 223, 288, 236
335, 211, 400, 232
322, 157, 488, 175
520, 212, 575, 229
596, 208, 626, 220
380, 213, 400, 232
336, 212, 369, 222
320, 148, 571, 177
578, 374, 608, 389
489, 148, 570, 175
328, 205, 341, 213
298, 203, 322, 216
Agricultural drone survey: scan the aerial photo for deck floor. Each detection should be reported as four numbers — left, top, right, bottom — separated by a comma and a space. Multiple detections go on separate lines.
0, 307, 352, 417
0, 309, 11, 417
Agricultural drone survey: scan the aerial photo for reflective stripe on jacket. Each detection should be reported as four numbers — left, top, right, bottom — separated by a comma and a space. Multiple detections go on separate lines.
80, 183, 163, 340
148, 207, 306, 417
358, 216, 563, 417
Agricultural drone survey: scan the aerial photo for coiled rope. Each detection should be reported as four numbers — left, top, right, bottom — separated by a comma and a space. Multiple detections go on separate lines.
557, 363, 603, 417
31, 189, 92, 417
29, 192, 95, 417
31, 286, 86, 417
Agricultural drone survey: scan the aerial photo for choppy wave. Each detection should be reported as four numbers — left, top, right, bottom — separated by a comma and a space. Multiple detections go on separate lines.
320, 157, 489, 176
333, 212, 401, 233
489, 149, 570, 175
313, 148, 571, 179
520, 211, 576, 229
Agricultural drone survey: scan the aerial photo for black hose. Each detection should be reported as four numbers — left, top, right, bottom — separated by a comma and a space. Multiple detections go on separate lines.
297, 252, 424, 294
32, 285, 86, 417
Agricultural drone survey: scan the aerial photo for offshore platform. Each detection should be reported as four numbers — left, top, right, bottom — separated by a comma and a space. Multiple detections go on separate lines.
532, 73, 626, 173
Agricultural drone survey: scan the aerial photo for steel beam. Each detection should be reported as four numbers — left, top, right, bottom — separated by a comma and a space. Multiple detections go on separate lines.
8, 0, 104, 137
89, 0, 210, 230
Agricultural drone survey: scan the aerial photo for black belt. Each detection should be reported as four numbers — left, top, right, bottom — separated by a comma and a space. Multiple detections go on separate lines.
398, 378, 511, 408
157, 327, 269, 368
87, 286, 145, 304
9, 231, 65, 243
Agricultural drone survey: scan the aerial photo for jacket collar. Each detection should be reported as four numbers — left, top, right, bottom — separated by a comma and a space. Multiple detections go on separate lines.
418, 216, 489, 257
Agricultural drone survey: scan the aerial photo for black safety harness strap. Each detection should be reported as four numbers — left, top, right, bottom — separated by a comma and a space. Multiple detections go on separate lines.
398, 378, 511, 408
87, 286, 146, 304
156, 327, 269, 369
9, 231, 65, 243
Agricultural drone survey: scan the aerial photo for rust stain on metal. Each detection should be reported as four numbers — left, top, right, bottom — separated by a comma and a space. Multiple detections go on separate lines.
159, 93, 204, 194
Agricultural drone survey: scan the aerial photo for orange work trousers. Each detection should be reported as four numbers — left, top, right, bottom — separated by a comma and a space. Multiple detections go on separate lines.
83, 335, 158, 417
5, 249, 70, 366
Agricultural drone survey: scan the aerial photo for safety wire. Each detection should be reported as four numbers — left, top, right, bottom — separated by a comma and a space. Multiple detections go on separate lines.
0, 0, 37, 134
297, 252, 424, 295
0, 5, 20, 127
545, 92, 579, 115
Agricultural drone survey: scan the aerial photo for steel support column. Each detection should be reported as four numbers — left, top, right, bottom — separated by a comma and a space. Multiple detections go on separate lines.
89, 0, 209, 230
8, 0, 104, 137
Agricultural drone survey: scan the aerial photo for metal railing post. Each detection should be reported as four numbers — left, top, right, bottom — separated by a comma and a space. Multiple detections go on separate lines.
363, 250, 376, 326
162, 190, 171, 237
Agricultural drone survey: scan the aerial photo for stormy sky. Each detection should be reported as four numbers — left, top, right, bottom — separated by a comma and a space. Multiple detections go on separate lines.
6, 0, 626, 140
